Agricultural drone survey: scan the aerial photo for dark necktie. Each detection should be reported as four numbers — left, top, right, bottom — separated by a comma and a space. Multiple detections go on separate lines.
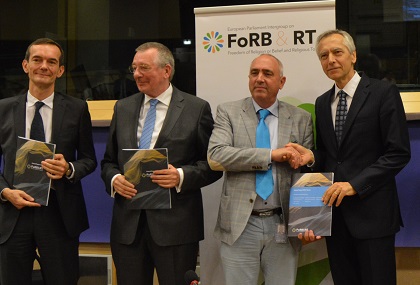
335, 90, 348, 144
30, 101, 45, 141
139, 99, 158, 149
255, 109, 274, 200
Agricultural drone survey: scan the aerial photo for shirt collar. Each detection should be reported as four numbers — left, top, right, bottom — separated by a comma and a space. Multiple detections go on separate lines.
27, 91, 54, 109
144, 84, 173, 106
334, 71, 361, 99
252, 98, 279, 118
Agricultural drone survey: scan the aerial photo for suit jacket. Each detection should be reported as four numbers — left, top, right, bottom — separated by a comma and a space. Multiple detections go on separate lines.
207, 97, 314, 246
101, 86, 222, 246
0, 92, 97, 244
314, 73, 411, 239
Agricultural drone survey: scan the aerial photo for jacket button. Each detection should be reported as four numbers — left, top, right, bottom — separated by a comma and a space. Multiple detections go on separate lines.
249, 199, 254, 203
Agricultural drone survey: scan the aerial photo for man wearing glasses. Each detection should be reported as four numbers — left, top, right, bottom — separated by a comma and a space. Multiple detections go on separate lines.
101, 42, 221, 285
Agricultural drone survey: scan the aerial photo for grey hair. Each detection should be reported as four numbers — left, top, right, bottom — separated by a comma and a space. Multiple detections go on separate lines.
135, 42, 175, 80
315, 29, 356, 58
250, 54, 284, 76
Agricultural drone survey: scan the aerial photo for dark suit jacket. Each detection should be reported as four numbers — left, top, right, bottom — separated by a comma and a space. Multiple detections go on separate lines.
314, 73, 411, 239
101, 86, 221, 246
0, 92, 97, 244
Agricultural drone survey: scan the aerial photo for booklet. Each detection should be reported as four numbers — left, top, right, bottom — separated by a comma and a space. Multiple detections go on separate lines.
288, 172, 334, 237
13, 136, 56, 206
122, 148, 171, 209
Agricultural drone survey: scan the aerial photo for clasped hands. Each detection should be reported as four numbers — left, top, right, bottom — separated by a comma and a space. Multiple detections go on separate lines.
271, 142, 315, 170
2, 154, 70, 209
113, 164, 180, 199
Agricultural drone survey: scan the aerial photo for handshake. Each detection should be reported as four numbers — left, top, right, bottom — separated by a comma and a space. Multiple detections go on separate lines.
272, 142, 314, 169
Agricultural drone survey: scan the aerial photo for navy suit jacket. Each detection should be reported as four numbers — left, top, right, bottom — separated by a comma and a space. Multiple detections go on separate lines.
0, 92, 97, 244
101, 86, 222, 246
313, 73, 411, 239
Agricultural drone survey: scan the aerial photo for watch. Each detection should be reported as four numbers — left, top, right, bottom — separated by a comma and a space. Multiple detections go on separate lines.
66, 164, 73, 177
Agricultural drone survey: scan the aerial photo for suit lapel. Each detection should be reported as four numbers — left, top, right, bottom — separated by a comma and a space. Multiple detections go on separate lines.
240, 98, 258, 148
277, 101, 293, 148
340, 74, 370, 144
319, 87, 338, 148
130, 93, 144, 148
51, 93, 66, 143
154, 88, 184, 147
14, 95, 27, 138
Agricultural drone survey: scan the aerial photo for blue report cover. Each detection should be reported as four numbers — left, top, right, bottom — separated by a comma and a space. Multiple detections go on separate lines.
288, 172, 333, 236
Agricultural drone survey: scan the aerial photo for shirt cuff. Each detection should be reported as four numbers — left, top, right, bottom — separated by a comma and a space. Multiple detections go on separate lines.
66, 162, 75, 179
0, 189, 7, 202
110, 174, 122, 198
175, 168, 184, 193
306, 150, 315, 168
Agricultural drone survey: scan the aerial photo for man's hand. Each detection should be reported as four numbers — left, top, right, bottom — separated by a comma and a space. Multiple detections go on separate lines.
298, 230, 322, 245
284, 142, 314, 166
113, 175, 137, 199
271, 147, 302, 169
152, 164, 180, 188
42, 153, 68, 179
322, 182, 357, 206
1, 188, 41, 209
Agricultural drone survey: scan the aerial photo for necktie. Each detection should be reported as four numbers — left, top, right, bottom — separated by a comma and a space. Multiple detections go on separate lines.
255, 109, 274, 200
139, 99, 158, 149
335, 90, 348, 144
30, 101, 45, 141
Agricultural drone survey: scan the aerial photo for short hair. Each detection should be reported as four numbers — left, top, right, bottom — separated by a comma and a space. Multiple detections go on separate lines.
25, 38, 65, 66
135, 42, 175, 81
250, 54, 284, 77
315, 29, 356, 57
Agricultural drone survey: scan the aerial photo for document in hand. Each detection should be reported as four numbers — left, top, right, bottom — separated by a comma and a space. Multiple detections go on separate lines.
288, 172, 333, 236
13, 136, 56, 206
122, 148, 171, 209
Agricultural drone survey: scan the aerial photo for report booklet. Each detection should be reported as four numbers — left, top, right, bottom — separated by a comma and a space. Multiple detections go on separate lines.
13, 136, 56, 206
122, 148, 171, 209
288, 172, 334, 237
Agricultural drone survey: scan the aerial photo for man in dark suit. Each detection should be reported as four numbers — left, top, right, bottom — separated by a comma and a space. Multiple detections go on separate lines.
101, 42, 221, 285
0, 38, 97, 285
288, 30, 411, 285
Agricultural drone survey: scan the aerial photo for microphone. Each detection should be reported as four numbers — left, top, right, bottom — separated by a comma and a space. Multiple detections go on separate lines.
184, 270, 200, 285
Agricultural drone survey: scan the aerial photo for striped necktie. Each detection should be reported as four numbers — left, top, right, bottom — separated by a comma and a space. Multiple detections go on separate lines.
139, 99, 158, 149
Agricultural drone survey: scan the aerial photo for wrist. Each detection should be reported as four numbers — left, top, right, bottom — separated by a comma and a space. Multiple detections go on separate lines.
307, 150, 315, 167
65, 163, 73, 177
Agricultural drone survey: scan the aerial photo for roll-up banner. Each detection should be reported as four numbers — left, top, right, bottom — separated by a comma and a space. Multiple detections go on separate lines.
195, 1, 335, 284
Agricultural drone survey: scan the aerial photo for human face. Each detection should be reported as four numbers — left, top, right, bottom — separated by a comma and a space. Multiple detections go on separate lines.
248, 55, 286, 108
22, 44, 64, 91
317, 33, 356, 89
131, 48, 172, 97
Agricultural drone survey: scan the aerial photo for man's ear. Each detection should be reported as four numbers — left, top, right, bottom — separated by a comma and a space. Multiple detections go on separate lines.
22, 60, 29, 74
57, 65, 65, 78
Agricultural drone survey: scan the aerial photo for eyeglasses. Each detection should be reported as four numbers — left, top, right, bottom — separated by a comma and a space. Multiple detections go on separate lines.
128, 64, 152, 74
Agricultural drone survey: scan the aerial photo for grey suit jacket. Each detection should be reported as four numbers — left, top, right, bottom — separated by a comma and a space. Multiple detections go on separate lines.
208, 97, 313, 246
101, 86, 222, 246
0, 92, 97, 244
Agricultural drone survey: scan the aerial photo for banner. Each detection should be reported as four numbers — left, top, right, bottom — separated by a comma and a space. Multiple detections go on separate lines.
195, 1, 335, 285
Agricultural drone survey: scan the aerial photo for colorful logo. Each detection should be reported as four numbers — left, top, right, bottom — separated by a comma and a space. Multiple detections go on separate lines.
203, 31, 224, 53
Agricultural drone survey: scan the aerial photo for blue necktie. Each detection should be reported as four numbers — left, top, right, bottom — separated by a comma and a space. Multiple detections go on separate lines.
255, 109, 274, 200
335, 90, 347, 144
30, 101, 45, 141
139, 99, 158, 149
